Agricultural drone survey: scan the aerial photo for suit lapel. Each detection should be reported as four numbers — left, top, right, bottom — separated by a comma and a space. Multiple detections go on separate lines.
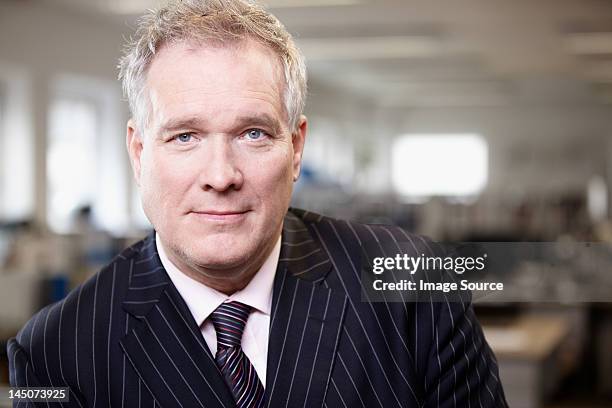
120, 235, 235, 408
265, 211, 348, 407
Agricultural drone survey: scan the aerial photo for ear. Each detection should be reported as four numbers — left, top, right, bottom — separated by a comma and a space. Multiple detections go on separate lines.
291, 115, 307, 182
126, 119, 144, 186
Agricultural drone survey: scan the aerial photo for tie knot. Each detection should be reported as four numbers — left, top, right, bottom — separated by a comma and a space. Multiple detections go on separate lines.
211, 301, 251, 348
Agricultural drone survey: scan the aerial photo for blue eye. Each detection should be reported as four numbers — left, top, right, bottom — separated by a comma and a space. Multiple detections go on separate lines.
245, 129, 265, 140
176, 133, 192, 143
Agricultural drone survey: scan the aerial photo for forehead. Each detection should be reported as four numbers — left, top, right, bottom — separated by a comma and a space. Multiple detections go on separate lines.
145, 39, 286, 127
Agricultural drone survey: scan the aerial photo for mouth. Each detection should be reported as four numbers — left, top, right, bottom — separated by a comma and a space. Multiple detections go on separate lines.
189, 209, 250, 222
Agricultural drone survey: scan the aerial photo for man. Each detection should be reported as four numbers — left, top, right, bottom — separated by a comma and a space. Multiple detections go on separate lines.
8, 0, 507, 406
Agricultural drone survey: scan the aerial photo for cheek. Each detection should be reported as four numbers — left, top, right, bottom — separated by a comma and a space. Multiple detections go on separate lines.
139, 147, 193, 207
250, 148, 294, 197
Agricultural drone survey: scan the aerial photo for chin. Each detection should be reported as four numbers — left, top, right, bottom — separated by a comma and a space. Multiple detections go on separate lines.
187, 239, 254, 269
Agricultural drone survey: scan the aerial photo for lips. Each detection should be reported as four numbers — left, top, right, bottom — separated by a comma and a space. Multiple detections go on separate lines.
189, 209, 250, 222
192, 210, 249, 215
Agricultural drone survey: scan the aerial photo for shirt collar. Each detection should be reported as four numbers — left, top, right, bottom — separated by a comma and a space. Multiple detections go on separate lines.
156, 233, 280, 327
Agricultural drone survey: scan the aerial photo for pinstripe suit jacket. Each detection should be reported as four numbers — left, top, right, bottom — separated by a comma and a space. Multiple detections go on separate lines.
8, 208, 507, 407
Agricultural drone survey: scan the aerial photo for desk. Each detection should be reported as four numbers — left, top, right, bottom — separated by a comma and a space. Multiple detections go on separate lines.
484, 314, 574, 408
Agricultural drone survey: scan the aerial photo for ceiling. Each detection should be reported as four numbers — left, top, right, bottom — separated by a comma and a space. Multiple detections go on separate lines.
38, 0, 612, 108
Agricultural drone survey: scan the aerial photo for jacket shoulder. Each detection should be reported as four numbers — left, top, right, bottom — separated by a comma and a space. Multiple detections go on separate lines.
290, 208, 441, 257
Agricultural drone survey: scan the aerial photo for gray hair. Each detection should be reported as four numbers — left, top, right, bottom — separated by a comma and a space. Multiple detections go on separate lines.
118, 0, 307, 132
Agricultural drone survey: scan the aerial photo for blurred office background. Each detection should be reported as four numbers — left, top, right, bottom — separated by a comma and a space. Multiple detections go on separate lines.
0, 0, 612, 406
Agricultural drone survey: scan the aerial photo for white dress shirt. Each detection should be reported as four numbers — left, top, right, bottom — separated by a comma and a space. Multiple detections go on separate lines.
156, 234, 280, 386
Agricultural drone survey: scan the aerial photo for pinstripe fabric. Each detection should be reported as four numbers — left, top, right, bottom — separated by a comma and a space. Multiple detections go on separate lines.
211, 302, 265, 408
7, 208, 507, 407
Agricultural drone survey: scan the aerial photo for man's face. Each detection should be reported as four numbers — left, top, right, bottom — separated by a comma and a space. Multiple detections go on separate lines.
127, 39, 306, 285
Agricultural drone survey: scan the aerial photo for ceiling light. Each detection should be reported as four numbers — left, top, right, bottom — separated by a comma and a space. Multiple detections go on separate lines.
566, 32, 612, 55
297, 36, 442, 61
264, 0, 363, 7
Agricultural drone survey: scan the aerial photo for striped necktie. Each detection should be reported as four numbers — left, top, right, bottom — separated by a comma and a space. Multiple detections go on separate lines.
211, 301, 265, 408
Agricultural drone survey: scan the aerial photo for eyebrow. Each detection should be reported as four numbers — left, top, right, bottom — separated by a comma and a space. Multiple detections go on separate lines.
158, 113, 283, 135
158, 117, 204, 133
232, 114, 283, 135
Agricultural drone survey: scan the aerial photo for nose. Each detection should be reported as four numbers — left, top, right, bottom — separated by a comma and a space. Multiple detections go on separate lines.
198, 135, 244, 192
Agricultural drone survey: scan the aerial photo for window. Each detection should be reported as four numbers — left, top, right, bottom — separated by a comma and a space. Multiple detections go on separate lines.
0, 69, 35, 221
47, 97, 98, 233
391, 134, 488, 198
47, 75, 128, 234
0, 89, 4, 216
